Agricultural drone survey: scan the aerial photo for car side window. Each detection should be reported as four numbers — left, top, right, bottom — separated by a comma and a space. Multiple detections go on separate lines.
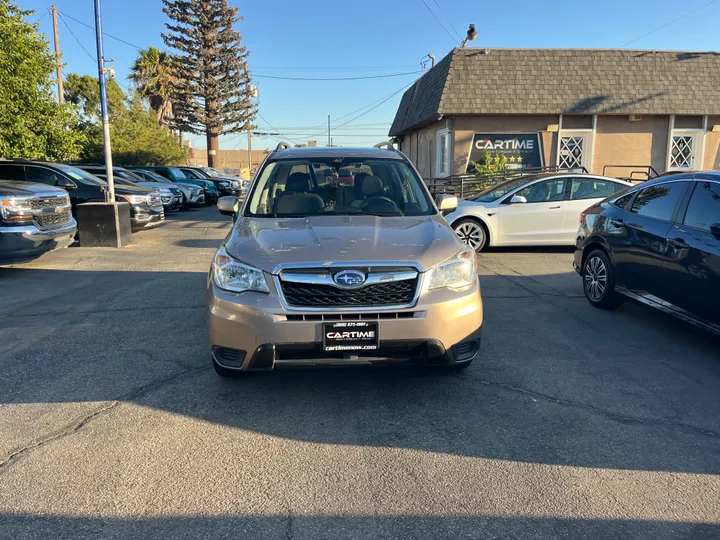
516, 179, 566, 203
25, 166, 63, 186
629, 182, 688, 222
612, 191, 635, 210
683, 181, 720, 232
0, 164, 24, 180
570, 178, 624, 200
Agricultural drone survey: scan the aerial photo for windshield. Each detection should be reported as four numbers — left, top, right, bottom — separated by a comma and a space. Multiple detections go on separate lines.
472, 177, 535, 202
246, 157, 434, 217
55, 164, 106, 186
169, 168, 187, 179
182, 168, 205, 179
203, 168, 222, 177
139, 171, 171, 183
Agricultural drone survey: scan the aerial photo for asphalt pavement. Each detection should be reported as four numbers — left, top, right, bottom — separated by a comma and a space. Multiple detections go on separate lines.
0, 206, 718, 539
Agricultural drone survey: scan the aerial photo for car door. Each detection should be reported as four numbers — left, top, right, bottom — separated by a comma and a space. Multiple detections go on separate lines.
606, 179, 691, 298
562, 177, 628, 242
496, 178, 568, 244
661, 178, 720, 325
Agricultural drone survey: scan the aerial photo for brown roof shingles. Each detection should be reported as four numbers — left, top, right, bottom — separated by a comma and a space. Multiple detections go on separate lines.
389, 48, 720, 136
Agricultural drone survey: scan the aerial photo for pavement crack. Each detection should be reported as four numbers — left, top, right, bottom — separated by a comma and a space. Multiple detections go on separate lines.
472, 377, 720, 441
0, 365, 209, 474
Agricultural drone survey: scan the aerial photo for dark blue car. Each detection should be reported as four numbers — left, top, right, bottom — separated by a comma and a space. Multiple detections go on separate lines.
574, 171, 720, 335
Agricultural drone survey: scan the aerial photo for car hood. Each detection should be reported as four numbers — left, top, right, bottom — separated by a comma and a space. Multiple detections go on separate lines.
0, 180, 68, 196
224, 214, 462, 274
115, 184, 153, 194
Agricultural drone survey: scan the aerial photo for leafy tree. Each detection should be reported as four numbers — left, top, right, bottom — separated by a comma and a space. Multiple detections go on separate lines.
471, 150, 509, 176
79, 90, 188, 166
129, 46, 175, 128
0, 0, 85, 160
64, 73, 126, 121
162, 0, 255, 166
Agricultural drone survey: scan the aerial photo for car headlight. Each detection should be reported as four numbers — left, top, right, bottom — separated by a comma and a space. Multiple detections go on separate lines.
212, 246, 269, 294
425, 247, 477, 291
0, 197, 33, 222
120, 194, 149, 205
158, 187, 172, 194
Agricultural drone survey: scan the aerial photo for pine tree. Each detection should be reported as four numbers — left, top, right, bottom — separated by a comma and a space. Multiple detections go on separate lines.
162, 0, 255, 167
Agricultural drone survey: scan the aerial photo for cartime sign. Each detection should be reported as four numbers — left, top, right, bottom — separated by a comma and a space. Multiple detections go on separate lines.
467, 133, 544, 172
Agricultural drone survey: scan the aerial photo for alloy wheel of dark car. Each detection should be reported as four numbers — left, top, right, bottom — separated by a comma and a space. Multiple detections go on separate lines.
453, 219, 487, 252
582, 249, 624, 309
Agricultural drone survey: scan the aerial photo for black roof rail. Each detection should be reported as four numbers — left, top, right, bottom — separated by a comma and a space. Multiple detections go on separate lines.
274, 142, 291, 152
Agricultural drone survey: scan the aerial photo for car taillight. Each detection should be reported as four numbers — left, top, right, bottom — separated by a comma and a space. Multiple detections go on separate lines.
579, 210, 587, 226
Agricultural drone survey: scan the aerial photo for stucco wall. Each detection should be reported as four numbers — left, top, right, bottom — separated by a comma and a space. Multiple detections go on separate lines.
452, 115, 559, 175
399, 120, 443, 178
592, 116, 669, 176
702, 116, 720, 170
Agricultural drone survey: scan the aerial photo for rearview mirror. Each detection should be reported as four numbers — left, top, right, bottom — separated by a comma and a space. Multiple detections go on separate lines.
217, 196, 238, 217
56, 177, 77, 189
711, 223, 720, 241
510, 195, 527, 204
435, 194, 458, 215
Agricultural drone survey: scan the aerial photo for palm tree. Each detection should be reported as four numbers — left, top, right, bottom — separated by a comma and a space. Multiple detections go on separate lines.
129, 46, 175, 129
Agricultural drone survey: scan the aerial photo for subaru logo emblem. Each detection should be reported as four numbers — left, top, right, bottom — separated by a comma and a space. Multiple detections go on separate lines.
333, 270, 366, 288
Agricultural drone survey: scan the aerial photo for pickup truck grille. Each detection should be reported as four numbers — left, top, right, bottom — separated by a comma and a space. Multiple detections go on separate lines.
280, 279, 418, 308
35, 211, 71, 229
30, 195, 69, 209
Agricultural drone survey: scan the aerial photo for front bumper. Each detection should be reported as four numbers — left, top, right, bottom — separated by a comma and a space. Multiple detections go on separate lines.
0, 221, 77, 264
130, 204, 165, 230
207, 277, 483, 371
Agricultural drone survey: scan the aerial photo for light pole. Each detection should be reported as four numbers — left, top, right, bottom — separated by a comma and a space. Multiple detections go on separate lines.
93, 0, 120, 247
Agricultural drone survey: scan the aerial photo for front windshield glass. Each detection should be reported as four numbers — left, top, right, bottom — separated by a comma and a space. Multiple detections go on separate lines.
246, 157, 434, 217
203, 168, 222, 177
472, 177, 534, 202
169, 167, 187, 179
55, 164, 106, 186
140, 171, 171, 183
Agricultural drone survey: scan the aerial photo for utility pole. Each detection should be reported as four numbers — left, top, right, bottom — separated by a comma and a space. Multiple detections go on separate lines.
327, 115, 330, 147
93, 0, 120, 246
51, 6, 64, 103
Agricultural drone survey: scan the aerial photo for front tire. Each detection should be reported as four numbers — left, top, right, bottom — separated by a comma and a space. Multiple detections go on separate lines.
453, 219, 488, 252
582, 249, 624, 309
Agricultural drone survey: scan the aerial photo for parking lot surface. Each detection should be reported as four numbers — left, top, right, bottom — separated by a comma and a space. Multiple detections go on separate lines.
0, 206, 718, 539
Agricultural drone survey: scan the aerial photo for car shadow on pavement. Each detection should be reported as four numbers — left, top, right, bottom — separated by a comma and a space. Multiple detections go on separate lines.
1, 514, 718, 540
1, 268, 719, 478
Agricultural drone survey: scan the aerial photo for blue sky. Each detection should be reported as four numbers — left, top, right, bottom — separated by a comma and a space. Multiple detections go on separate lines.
20, 0, 720, 150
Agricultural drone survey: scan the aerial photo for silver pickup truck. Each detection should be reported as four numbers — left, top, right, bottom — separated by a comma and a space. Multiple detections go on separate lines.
0, 180, 77, 264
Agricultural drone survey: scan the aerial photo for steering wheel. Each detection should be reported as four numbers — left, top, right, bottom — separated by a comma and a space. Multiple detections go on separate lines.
359, 196, 401, 213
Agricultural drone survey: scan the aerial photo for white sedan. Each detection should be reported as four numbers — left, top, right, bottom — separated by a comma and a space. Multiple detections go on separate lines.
444, 173, 633, 251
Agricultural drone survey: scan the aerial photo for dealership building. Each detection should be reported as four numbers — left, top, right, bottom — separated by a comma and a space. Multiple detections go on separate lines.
389, 47, 720, 179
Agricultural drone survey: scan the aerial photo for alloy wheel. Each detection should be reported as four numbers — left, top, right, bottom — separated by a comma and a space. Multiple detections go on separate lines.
455, 222, 485, 251
584, 256, 607, 301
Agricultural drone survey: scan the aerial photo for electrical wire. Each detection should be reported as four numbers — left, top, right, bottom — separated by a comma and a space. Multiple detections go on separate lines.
256, 112, 303, 144
418, 0, 460, 44
253, 71, 422, 81
58, 13, 96, 62
621, 0, 720, 47
430, 0, 463, 41
57, 10, 143, 50
30, 8, 50, 25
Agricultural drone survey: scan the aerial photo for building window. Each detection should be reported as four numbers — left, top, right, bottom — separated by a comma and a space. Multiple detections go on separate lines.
436, 128, 450, 177
558, 136, 585, 169
669, 135, 695, 169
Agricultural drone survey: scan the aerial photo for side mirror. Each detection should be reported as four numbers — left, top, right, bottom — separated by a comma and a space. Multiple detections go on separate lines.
56, 177, 77, 189
435, 194, 458, 215
510, 195, 527, 204
711, 223, 720, 241
217, 196, 238, 217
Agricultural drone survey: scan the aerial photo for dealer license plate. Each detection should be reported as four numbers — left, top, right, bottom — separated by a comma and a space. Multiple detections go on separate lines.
322, 321, 379, 352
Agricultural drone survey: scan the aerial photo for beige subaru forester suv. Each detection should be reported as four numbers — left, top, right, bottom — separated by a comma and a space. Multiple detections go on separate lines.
207, 146, 483, 376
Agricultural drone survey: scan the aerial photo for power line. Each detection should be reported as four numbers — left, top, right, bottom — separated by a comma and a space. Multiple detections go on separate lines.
430, 0, 463, 41
30, 8, 50, 25
256, 112, 303, 144
418, 0, 460, 44
57, 13, 96, 62
252, 65, 419, 73
57, 10, 143, 50
253, 71, 422, 81
621, 0, 720, 47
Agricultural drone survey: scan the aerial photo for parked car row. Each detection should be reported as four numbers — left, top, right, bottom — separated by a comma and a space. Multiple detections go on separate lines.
444, 169, 719, 336
0, 158, 249, 264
